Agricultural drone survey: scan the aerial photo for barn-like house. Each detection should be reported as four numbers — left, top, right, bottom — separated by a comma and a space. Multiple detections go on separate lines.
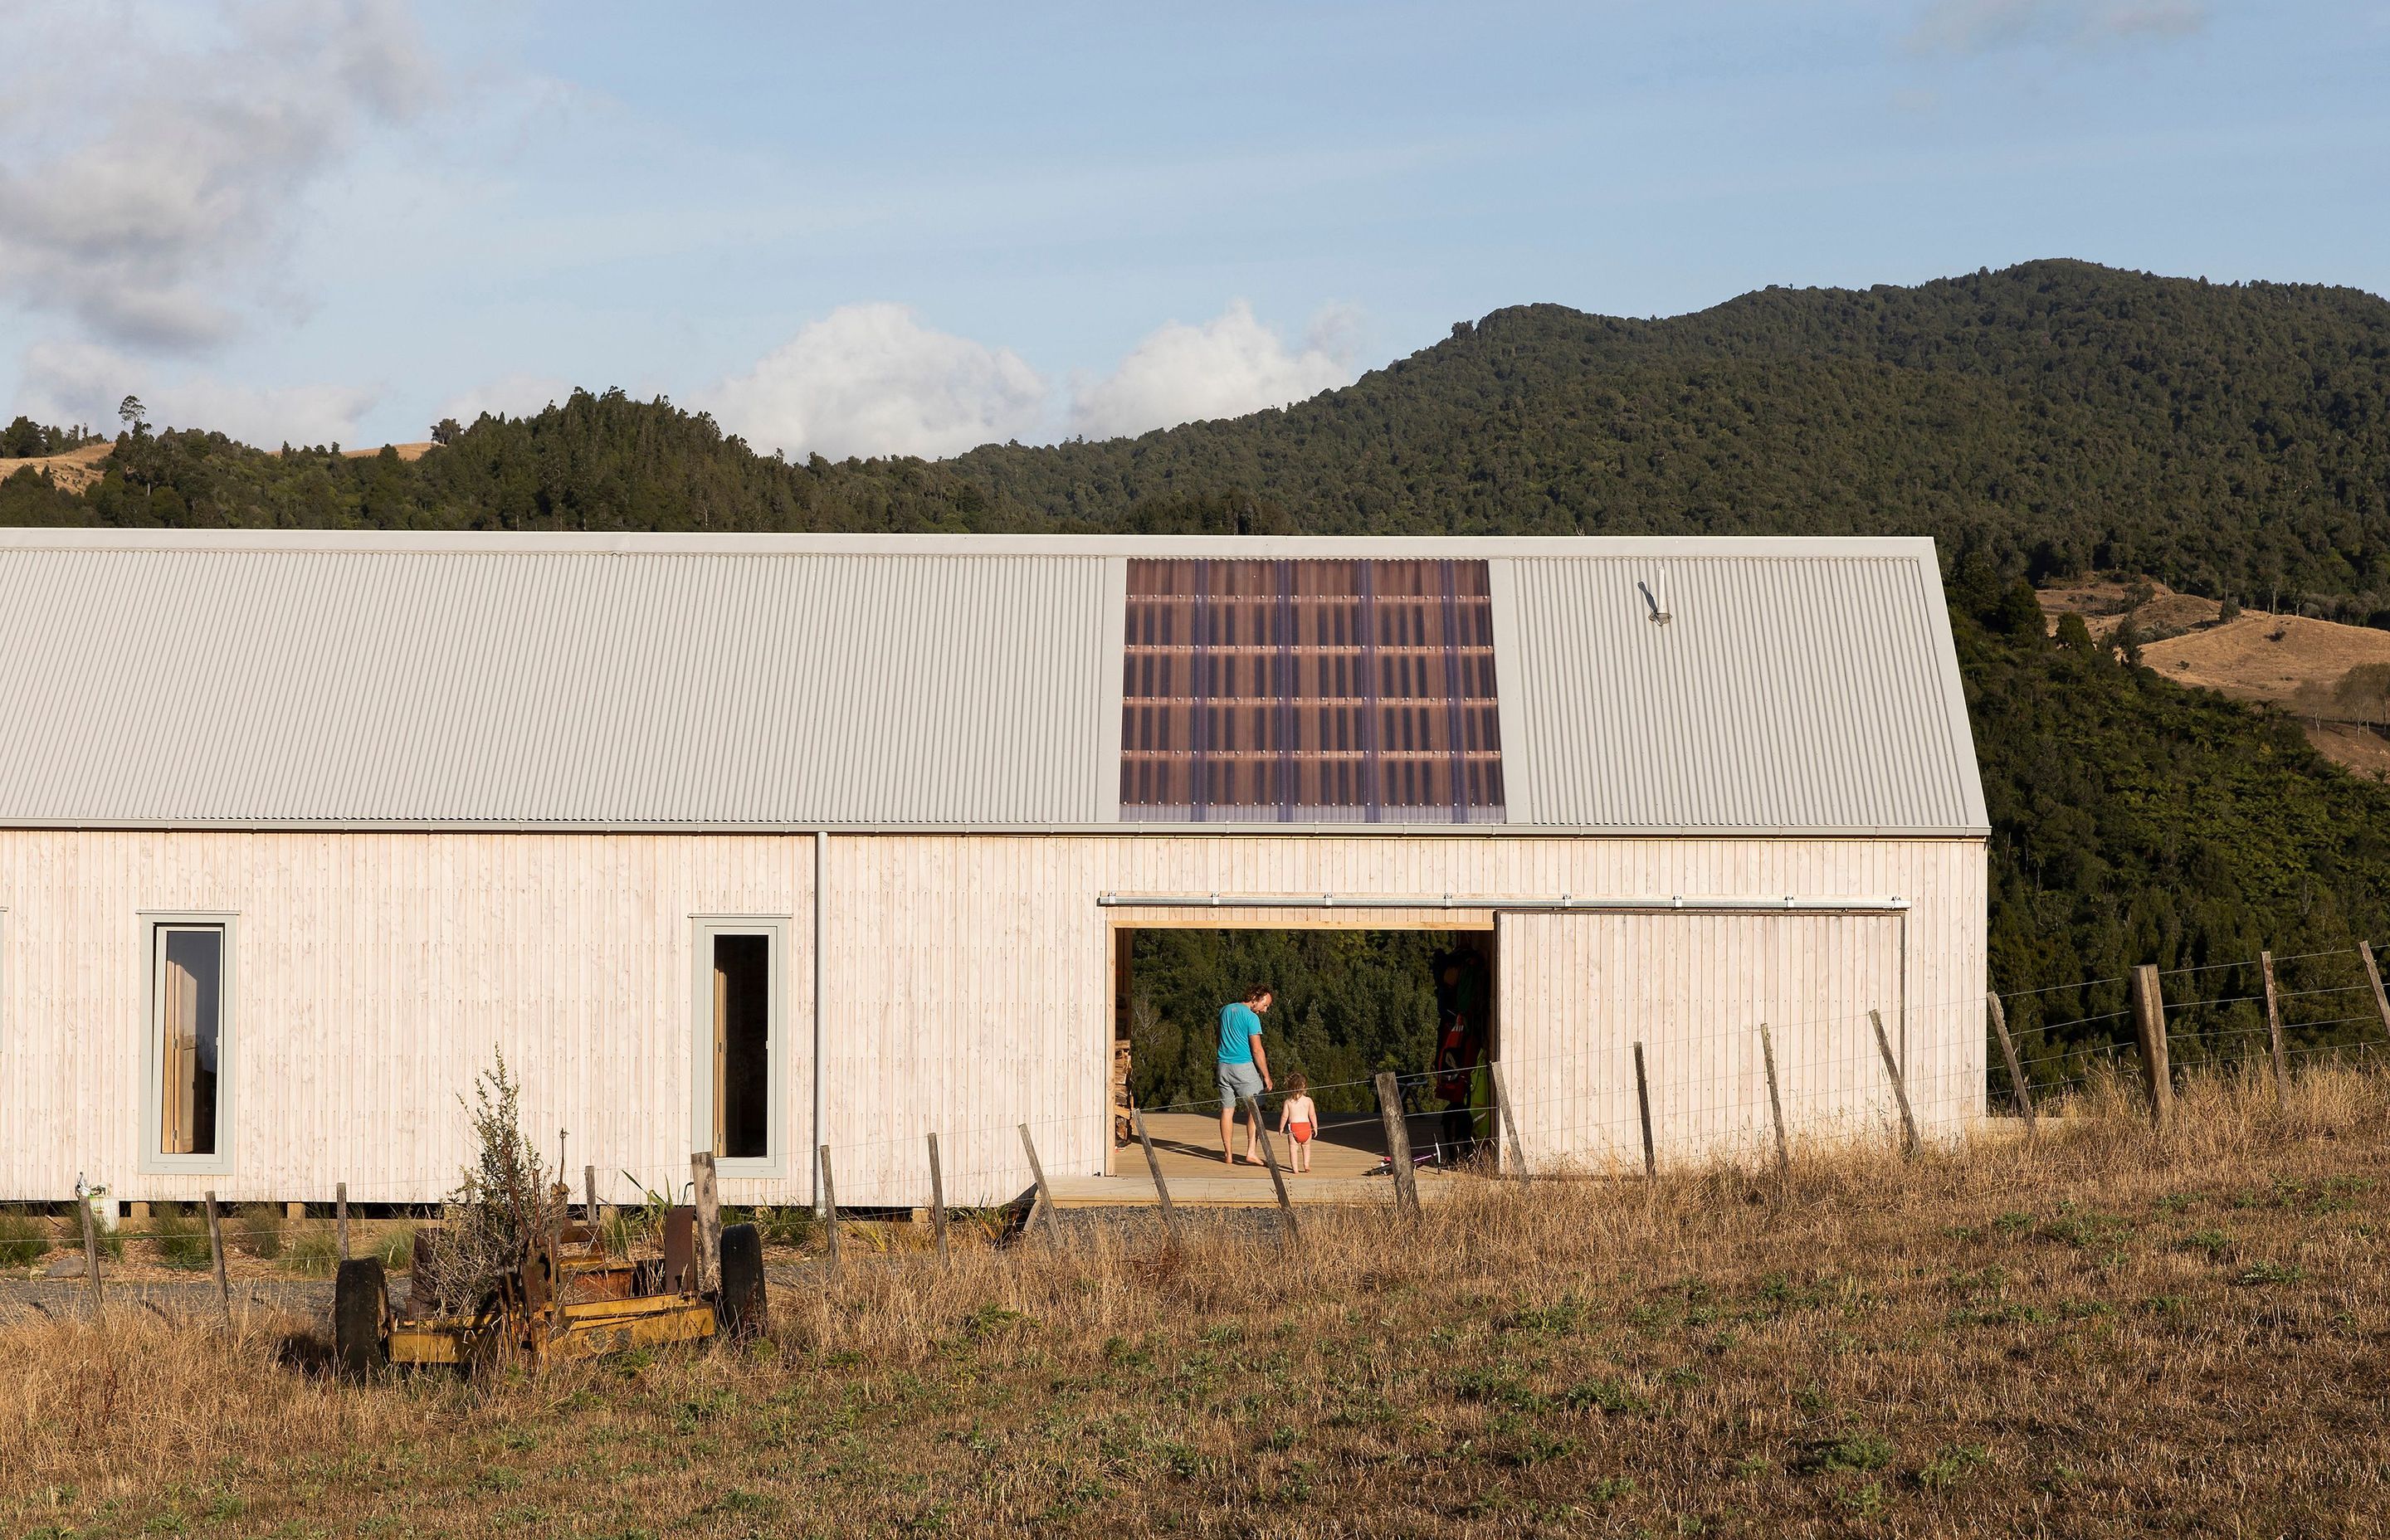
0, 531, 1986, 1209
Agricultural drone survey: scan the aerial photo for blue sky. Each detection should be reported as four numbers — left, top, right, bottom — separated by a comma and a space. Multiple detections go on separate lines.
3, 1, 2385, 456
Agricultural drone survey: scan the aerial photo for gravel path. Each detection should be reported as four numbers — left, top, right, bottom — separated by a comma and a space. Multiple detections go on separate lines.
0, 1277, 333, 1326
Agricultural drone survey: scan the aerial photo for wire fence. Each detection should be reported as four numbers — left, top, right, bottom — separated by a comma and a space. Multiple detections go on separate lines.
18, 944, 2390, 1260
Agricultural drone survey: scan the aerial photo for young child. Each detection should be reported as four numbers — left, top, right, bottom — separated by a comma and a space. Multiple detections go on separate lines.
1278, 1074, 1319, 1174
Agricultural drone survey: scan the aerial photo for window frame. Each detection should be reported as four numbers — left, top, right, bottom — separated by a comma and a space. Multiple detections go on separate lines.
138, 910, 240, 1177
689, 916, 789, 1180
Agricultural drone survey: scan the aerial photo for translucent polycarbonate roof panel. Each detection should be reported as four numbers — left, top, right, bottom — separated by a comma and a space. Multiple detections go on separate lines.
1120, 558, 1504, 823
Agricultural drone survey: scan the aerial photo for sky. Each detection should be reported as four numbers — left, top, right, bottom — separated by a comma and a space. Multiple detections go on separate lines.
2, 0, 2385, 459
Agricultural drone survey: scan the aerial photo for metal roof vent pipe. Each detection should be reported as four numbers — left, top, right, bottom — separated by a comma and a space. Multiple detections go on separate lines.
1639, 568, 1673, 626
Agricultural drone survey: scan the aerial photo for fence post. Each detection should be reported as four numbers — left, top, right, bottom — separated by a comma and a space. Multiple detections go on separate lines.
1632, 1042, 1657, 1182
817, 1145, 841, 1277
1985, 992, 2036, 1135
2361, 943, 2390, 1040
690, 1151, 721, 1293
925, 1133, 951, 1263
1869, 1010, 1921, 1157
1017, 1124, 1054, 1240
1241, 1096, 1300, 1243
2261, 952, 2288, 1098
1373, 1072, 1421, 1217
1129, 1108, 1183, 1248
203, 1191, 229, 1325
1489, 1060, 1530, 1189
2129, 963, 2173, 1129
336, 1182, 349, 1260
1758, 1024, 1791, 1181
75, 1186, 103, 1317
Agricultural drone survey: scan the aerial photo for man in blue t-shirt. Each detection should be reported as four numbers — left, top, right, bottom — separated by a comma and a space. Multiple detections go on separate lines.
1216, 986, 1275, 1164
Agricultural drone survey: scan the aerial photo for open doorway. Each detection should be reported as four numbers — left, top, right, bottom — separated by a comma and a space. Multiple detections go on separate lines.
1108, 925, 1497, 1179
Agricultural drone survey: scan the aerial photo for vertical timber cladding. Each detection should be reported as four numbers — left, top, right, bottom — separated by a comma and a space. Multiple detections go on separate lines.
1496, 909, 1913, 1170
1119, 558, 1505, 821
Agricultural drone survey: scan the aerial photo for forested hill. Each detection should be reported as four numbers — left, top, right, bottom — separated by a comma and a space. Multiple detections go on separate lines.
10, 259, 2390, 1062
8, 260, 2390, 616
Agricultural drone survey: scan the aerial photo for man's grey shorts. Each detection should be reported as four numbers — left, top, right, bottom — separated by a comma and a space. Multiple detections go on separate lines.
1217, 1060, 1265, 1109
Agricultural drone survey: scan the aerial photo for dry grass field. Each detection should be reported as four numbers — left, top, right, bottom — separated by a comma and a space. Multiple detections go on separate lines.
2039, 577, 2390, 777
7, 1068, 2390, 1538
0, 440, 114, 494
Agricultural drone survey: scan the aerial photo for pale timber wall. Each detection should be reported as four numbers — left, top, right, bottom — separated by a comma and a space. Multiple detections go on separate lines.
0, 830, 1983, 1207
0, 831, 811, 1207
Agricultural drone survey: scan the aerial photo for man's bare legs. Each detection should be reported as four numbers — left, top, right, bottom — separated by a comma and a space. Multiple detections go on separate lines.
1217, 1102, 1262, 1163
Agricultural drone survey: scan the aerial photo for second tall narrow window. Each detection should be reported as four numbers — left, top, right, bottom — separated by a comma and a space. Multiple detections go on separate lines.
712, 933, 773, 1162
158, 925, 225, 1157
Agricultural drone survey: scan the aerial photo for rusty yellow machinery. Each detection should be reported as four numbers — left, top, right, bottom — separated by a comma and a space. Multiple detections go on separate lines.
334, 1206, 764, 1374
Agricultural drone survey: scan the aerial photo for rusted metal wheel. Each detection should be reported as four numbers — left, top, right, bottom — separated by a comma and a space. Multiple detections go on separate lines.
334, 1257, 390, 1378
717, 1222, 766, 1338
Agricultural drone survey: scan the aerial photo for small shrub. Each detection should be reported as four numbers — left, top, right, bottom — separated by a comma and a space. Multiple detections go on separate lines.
150, 1203, 213, 1270
751, 1206, 817, 1250
285, 1229, 342, 1277
373, 1224, 418, 1270
2235, 1260, 2308, 1286
0, 1206, 56, 1267
1917, 1444, 1989, 1490
1798, 1431, 1895, 1474
233, 1204, 284, 1260
1563, 1378, 1649, 1416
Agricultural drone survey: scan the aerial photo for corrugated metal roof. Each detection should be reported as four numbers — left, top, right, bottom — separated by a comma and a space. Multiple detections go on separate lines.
0, 545, 1116, 826
0, 531, 1985, 833
1495, 549, 1985, 831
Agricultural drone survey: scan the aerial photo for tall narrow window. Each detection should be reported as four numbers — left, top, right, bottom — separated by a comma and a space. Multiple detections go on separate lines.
714, 934, 771, 1160
157, 925, 225, 1157
694, 919, 783, 1174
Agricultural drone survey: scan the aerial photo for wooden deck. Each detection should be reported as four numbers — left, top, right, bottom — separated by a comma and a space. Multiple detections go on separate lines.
1053, 1109, 1452, 1208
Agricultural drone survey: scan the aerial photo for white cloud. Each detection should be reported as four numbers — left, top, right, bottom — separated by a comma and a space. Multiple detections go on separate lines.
434, 373, 576, 428
1067, 300, 1362, 441
706, 303, 1048, 461
0, 0, 432, 351
1908, 0, 2209, 52
16, 338, 376, 448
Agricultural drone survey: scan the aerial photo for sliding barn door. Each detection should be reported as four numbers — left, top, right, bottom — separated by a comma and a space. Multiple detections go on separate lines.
1495, 910, 1906, 1171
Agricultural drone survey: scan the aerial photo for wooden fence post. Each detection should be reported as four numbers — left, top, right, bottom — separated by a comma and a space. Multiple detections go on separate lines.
925, 1133, 951, 1263
2261, 952, 2288, 1097
583, 1164, 601, 1251
1241, 1096, 1300, 1243
1985, 992, 2037, 1135
2361, 943, 2390, 1040
1869, 1010, 1921, 1157
1758, 1024, 1791, 1181
2129, 963, 2173, 1129
1489, 1061, 1530, 1189
76, 1186, 102, 1317
1373, 1072, 1420, 1217
817, 1145, 841, 1277
1129, 1108, 1183, 1248
1632, 1042, 1657, 1182
203, 1191, 230, 1325
336, 1182, 349, 1260
690, 1152, 721, 1293
1017, 1124, 1054, 1240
